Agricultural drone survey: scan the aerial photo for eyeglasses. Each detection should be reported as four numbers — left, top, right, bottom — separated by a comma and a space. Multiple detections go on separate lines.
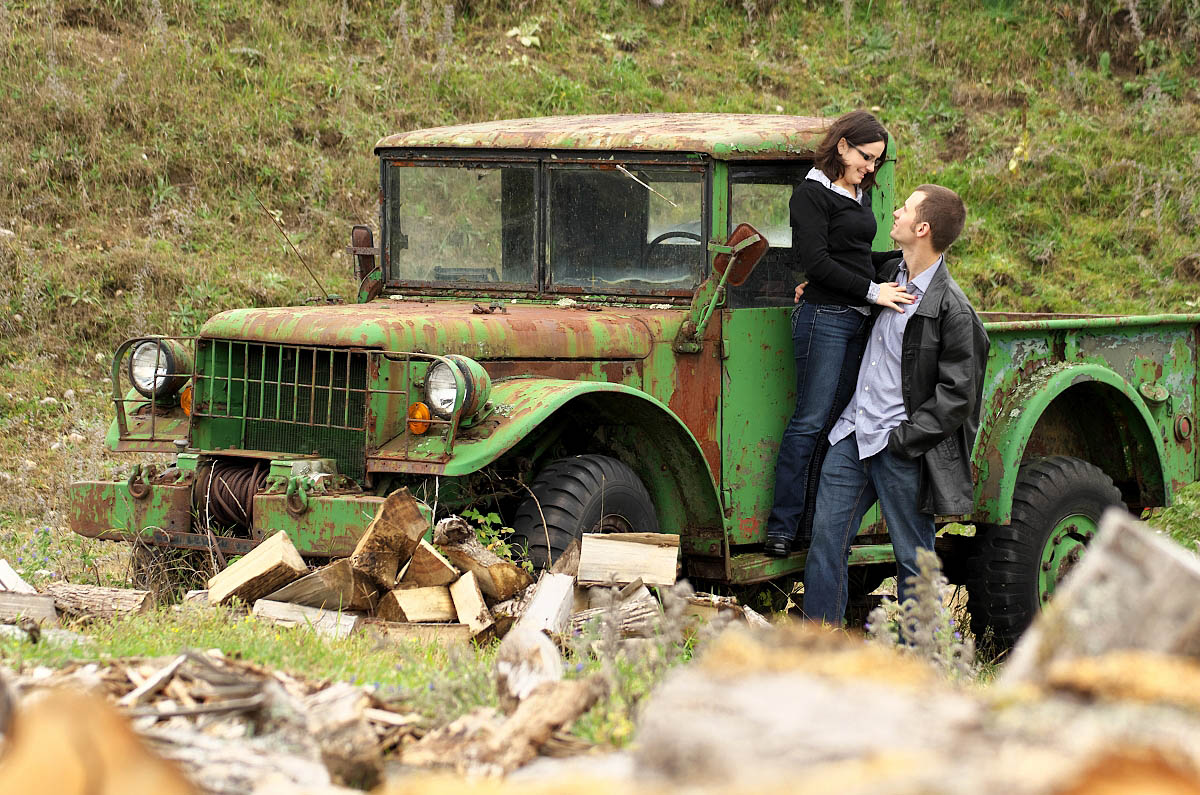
849, 143, 885, 168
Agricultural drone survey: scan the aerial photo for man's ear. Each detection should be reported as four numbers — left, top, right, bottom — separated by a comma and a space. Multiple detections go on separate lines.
916, 221, 932, 240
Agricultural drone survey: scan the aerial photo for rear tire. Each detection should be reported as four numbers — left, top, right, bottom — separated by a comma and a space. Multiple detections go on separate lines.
511, 454, 659, 570
966, 456, 1124, 650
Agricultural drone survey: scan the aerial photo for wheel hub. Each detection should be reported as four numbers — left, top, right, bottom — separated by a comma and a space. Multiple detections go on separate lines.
1038, 513, 1098, 604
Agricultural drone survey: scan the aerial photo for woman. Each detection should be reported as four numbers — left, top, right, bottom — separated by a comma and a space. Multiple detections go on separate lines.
765, 110, 912, 557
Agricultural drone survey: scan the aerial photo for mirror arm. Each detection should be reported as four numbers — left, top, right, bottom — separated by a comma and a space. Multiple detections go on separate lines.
693, 232, 761, 334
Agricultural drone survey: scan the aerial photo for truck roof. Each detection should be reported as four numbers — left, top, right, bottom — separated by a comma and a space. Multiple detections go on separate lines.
374, 113, 831, 159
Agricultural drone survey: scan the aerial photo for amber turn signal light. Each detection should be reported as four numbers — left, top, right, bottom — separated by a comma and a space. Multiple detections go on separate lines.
179, 384, 193, 416
407, 401, 431, 434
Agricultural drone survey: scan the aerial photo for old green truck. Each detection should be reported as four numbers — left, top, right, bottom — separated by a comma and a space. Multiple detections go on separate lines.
68, 114, 1197, 646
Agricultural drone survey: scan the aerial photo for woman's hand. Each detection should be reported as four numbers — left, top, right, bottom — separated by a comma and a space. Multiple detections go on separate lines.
875, 282, 916, 312
793, 281, 808, 303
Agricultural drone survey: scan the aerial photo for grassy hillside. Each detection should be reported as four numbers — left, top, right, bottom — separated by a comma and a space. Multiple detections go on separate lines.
0, 0, 1198, 549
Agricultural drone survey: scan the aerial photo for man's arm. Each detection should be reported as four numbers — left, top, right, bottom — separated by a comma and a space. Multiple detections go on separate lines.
888, 309, 984, 458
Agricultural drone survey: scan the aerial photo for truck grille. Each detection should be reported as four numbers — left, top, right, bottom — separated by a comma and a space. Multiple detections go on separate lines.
194, 341, 370, 480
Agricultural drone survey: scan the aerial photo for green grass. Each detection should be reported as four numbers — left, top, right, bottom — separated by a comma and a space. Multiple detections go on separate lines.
0, 595, 696, 747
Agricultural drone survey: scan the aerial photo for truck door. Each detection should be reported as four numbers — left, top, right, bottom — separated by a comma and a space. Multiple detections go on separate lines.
719, 165, 805, 546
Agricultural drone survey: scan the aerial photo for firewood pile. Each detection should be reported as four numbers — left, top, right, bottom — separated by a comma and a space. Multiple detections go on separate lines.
0, 648, 419, 793
0, 488, 773, 793
197, 488, 767, 652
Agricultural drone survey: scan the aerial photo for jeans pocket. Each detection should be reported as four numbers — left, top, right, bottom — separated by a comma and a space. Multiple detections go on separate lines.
813, 303, 851, 315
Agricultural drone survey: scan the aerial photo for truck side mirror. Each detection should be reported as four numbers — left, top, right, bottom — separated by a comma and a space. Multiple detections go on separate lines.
712, 223, 768, 287
348, 225, 383, 303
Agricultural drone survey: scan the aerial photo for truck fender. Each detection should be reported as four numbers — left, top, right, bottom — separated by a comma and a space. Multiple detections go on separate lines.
971, 363, 1168, 525
444, 378, 724, 532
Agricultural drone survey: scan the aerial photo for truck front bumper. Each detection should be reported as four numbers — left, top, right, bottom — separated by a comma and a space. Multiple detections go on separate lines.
67, 480, 391, 558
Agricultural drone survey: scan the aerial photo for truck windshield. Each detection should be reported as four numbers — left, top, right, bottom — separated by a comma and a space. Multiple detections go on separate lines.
547, 164, 704, 293
383, 159, 705, 294
385, 162, 537, 286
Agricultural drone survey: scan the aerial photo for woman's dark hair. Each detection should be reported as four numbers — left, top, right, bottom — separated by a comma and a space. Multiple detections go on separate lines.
813, 110, 889, 192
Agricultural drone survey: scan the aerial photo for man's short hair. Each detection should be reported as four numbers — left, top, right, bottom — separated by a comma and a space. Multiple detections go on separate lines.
914, 184, 967, 253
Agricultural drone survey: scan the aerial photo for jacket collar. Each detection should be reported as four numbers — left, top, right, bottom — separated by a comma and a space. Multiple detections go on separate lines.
912, 257, 948, 318
881, 254, 949, 318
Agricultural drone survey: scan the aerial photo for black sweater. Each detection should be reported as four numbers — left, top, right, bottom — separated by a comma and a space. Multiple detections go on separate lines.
790, 178, 878, 306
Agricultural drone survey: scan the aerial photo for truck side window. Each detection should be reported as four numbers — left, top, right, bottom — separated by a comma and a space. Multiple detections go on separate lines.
728, 165, 806, 308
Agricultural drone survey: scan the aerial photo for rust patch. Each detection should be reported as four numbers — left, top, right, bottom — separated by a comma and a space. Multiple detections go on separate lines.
665, 324, 723, 481
375, 113, 830, 159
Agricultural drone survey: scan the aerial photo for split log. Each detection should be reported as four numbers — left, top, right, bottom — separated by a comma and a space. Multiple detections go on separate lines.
182, 590, 208, 603
0, 560, 36, 594
548, 538, 582, 577
494, 627, 563, 714
375, 586, 456, 623
570, 596, 661, 639
349, 488, 428, 590
264, 559, 377, 612
402, 676, 607, 776
512, 573, 575, 638
45, 583, 152, 621
362, 619, 474, 648
449, 571, 495, 638
207, 531, 307, 606
684, 593, 744, 624
251, 600, 364, 640
1006, 508, 1200, 684
302, 682, 381, 788
142, 724, 333, 795
434, 516, 532, 601
743, 604, 772, 629
490, 583, 536, 638
577, 533, 679, 587
0, 592, 57, 625
118, 655, 187, 707
586, 579, 652, 609
399, 540, 459, 587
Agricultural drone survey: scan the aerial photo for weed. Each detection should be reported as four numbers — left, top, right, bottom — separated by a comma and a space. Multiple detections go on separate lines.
460, 506, 531, 574
866, 548, 976, 682
566, 580, 731, 747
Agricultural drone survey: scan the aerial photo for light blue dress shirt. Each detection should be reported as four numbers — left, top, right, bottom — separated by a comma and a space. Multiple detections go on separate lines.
828, 256, 944, 459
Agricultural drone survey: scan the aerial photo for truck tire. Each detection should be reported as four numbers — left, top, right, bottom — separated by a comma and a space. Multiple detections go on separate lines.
966, 456, 1124, 650
511, 454, 659, 570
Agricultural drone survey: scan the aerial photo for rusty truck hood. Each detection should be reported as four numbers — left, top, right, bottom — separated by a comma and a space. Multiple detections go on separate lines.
199, 300, 668, 359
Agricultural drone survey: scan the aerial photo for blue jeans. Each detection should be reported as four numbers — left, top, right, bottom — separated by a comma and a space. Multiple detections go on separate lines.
765, 302, 869, 546
802, 434, 936, 625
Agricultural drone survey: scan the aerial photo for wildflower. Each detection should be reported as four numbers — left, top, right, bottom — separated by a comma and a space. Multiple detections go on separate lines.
575, 662, 584, 673
427, 683, 434, 690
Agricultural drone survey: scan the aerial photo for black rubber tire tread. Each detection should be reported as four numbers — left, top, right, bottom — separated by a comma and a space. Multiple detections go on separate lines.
511, 454, 659, 570
965, 455, 1124, 650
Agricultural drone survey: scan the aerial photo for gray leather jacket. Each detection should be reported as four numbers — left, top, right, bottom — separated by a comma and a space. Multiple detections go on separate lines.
876, 255, 990, 516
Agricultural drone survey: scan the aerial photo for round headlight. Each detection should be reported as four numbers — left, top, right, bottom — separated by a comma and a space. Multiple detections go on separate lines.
425, 361, 459, 419
424, 355, 491, 421
128, 339, 191, 399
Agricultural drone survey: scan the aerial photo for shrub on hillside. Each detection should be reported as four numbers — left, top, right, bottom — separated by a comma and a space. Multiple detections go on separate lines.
1070, 0, 1200, 70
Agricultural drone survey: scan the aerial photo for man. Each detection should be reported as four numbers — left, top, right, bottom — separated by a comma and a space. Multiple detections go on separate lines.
802, 184, 989, 624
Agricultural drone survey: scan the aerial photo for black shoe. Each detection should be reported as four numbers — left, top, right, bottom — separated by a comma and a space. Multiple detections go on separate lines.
764, 536, 791, 558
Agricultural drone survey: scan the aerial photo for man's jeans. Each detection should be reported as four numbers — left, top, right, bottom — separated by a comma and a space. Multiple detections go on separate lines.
765, 302, 869, 546
802, 434, 936, 625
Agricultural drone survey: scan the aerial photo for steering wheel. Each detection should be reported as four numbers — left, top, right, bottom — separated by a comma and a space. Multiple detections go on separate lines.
641, 230, 703, 271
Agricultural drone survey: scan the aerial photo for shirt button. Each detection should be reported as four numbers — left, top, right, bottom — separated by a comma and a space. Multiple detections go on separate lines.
858, 410, 863, 414
871, 361, 876, 365
864, 386, 869, 391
